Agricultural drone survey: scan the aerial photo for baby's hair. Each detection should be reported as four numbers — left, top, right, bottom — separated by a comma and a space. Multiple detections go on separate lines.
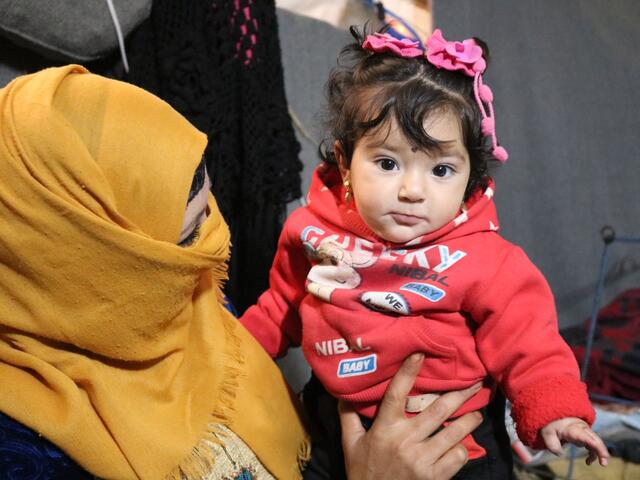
320, 25, 495, 199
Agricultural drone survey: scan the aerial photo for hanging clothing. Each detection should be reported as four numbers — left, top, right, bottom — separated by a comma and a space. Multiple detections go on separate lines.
0, 65, 308, 479
123, 0, 303, 314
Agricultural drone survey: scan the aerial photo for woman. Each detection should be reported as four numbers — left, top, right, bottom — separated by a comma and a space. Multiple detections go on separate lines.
0, 65, 480, 479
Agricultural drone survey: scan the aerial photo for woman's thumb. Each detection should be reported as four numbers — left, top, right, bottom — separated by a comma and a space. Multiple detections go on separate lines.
338, 399, 365, 454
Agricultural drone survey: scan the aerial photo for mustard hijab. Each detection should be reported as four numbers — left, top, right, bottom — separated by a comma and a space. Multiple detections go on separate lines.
0, 65, 308, 479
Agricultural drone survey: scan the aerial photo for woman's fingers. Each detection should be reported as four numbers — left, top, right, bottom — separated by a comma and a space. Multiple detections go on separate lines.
426, 443, 469, 480
412, 383, 482, 441
339, 399, 366, 458
417, 410, 482, 466
339, 354, 483, 480
375, 353, 424, 425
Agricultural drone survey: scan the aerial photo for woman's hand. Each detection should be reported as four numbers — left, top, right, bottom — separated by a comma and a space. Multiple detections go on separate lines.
541, 417, 609, 466
339, 353, 483, 480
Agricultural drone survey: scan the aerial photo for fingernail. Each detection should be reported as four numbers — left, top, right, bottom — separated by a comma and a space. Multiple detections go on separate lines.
412, 352, 425, 363
601, 458, 608, 467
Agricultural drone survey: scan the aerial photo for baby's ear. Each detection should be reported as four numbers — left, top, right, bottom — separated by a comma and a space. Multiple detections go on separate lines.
334, 141, 349, 179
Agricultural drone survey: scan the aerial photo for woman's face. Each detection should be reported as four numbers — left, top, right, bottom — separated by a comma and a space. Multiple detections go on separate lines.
179, 161, 211, 246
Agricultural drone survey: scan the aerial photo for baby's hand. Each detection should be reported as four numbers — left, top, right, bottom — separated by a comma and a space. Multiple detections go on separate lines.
541, 417, 609, 466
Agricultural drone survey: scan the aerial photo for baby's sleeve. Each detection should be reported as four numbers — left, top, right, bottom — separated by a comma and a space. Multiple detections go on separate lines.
239, 215, 310, 359
469, 246, 595, 449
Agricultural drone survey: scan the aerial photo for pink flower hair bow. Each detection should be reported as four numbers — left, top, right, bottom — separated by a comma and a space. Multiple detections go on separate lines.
425, 29, 486, 77
426, 29, 508, 162
362, 32, 423, 58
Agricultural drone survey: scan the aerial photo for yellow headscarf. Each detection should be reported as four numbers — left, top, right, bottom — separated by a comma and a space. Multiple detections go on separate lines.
0, 65, 308, 479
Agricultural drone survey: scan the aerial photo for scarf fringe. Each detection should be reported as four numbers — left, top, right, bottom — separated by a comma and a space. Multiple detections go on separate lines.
210, 255, 230, 304
165, 303, 244, 480
202, 212, 231, 304
295, 438, 312, 479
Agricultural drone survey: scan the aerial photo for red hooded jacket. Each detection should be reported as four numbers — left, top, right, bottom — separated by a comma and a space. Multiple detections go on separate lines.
241, 163, 594, 449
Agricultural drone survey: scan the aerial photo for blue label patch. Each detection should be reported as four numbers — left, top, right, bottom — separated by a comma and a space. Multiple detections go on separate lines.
337, 354, 377, 378
400, 282, 446, 302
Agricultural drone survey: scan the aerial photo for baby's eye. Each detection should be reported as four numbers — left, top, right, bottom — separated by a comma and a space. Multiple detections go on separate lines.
432, 164, 454, 177
377, 158, 398, 171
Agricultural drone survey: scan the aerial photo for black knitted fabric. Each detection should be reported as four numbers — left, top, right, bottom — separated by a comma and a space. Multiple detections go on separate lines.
122, 0, 302, 313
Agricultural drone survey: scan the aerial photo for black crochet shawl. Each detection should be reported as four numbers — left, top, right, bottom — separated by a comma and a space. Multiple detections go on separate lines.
123, 0, 302, 314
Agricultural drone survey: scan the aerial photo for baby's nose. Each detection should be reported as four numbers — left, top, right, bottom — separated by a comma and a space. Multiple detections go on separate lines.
398, 173, 426, 202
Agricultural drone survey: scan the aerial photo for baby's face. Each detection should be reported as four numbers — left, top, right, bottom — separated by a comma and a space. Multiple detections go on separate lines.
346, 112, 470, 244
179, 160, 211, 246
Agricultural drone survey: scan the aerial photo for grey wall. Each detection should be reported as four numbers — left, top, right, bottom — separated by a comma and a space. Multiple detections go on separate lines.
432, 0, 640, 329
277, 8, 358, 206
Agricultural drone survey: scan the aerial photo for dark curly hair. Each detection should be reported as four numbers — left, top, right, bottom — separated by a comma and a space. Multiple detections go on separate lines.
320, 26, 496, 199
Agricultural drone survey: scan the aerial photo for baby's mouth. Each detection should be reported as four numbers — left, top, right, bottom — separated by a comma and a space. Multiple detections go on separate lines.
390, 213, 425, 226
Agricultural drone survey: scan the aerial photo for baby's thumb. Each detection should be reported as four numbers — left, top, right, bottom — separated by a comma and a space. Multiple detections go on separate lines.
542, 430, 564, 457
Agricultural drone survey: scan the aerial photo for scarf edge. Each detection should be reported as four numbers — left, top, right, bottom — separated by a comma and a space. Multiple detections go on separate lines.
164, 307, 243, 480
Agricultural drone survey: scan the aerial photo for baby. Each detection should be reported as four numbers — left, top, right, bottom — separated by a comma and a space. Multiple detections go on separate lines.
241, 27, 608, 479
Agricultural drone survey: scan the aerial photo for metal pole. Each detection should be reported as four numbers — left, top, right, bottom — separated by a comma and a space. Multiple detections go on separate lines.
567, 226, 614, 479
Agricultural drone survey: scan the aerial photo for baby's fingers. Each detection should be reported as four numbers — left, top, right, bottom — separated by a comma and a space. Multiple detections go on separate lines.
585, 435, 609, 467
585, 444, 609, 467
564, 426, 609, 467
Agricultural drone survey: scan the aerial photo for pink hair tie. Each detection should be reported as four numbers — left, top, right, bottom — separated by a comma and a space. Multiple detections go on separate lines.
362, 32, 424, 58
